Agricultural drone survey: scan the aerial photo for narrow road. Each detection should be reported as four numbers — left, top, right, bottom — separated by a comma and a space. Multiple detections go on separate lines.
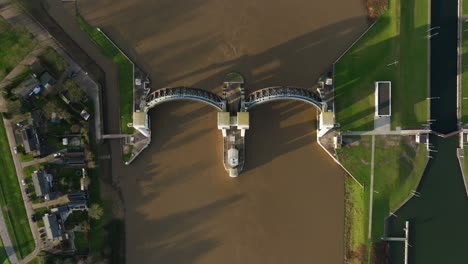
342, 129, 431, 136
31, 195, 69, 210
21, 154, 57, 168
0, 205, 18, 264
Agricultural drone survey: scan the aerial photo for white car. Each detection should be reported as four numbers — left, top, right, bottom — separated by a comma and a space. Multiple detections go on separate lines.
21, 179, 26, 186
13, 147, 17, 155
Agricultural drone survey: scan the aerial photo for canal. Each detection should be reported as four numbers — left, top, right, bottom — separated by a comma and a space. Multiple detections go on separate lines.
389, 0, 468, 263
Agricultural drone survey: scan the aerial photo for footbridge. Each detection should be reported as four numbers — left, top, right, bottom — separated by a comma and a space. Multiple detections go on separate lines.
131, 73, 332, 177
244, 86, 326, 111
145, 86, 226, 111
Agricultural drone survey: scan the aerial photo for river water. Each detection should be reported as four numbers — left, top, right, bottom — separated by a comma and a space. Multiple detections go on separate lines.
388, 0, 468, 263
77, 1, 368, 263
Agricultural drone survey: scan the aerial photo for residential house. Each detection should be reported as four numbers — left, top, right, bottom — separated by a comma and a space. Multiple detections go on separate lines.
32, 170, 53, 200
21, 127, 41, 156
30, 59, 45, 77
39, 71, 56, 90
67, 191, 88, 212
43, 213, 64, 241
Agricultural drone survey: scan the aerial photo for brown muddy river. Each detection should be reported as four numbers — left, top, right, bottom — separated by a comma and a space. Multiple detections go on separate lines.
79, 1, 368, 263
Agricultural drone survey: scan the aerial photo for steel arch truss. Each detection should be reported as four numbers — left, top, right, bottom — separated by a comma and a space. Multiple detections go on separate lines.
244, 86, 324, 110
146, 86, 226, 111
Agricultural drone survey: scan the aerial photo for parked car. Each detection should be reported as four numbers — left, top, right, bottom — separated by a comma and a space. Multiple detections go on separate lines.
31, 215, 37, 222
53, 152, 63, 158
68, 71, 77, 78
21, 179, 26, 186
13, 147, 17, 155
24, 188, 29, 195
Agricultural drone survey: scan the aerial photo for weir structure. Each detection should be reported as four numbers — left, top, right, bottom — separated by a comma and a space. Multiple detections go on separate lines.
131, 72, 333, 177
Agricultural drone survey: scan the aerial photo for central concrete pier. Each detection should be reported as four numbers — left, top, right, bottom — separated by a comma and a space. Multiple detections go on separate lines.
217, 73, 249, 177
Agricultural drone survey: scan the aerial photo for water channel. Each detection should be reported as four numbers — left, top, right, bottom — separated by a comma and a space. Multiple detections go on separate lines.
389, 0, 468, 263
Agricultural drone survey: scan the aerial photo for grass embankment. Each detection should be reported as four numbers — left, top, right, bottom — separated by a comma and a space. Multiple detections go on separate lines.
0, 238, 10, 264
0, 17, 38, 80
463, 148, 468, 191
76, 15, 133, 134
0, 119, 34, 258
461, 8, 468, 122
335, 0, 428, 131
337, 136, 372, 264
371, 136, 427, 239
338, 135, 427, 263
464, 0, 468, 16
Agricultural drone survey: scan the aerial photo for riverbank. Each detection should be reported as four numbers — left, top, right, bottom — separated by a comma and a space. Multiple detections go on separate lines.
335, 0, 429, 131
333, 0, 431, 262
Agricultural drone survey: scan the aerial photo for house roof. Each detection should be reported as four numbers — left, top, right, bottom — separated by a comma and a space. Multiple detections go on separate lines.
67, 191, 88, 201
39, 72, 55, 86
21, 127, 40, 154
375, 81, 391, 116
32, 170, 52, 197
29, 60, 44, 76
43, 213, 62, 240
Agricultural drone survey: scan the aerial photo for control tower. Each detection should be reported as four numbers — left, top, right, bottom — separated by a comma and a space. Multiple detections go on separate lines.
217, 73, 249, 177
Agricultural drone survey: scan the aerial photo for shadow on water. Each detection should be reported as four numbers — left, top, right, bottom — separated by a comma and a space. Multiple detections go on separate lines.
388, 0, 468, 263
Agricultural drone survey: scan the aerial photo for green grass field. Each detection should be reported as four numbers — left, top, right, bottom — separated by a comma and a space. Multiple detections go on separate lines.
461, 20, 468, 122
463, 149, 468, 190
74, 232, 89, 255
464, 0, 468, 15
0, 238, 10, 264
337, 136, 372, 263
337, 135, 427, 263
335, 0, 428, 131
18, 152, 34, 162
0, 119, 34, 258
0, 17, 38, 81
76, 15, 133, 134
371, 136, 427, 239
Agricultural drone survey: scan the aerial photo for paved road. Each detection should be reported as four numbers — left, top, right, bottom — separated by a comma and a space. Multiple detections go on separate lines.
31, 195, 69, 210
20, 153, 62, 168
0, 205, 18, 264
342, 129, 431, 136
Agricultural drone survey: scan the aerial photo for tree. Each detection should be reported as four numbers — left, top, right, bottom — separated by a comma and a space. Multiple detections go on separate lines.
88, 204, 103, 220
6, 99, 21, 115
63, 79, 84, 103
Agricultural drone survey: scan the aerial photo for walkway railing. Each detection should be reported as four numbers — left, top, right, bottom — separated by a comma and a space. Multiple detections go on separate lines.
146, 86, 226, 111
244, 86, 324, 110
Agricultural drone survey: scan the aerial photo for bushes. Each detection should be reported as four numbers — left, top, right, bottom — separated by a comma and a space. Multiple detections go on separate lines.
38, 47, 67, 77
366, 0, 388, 20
